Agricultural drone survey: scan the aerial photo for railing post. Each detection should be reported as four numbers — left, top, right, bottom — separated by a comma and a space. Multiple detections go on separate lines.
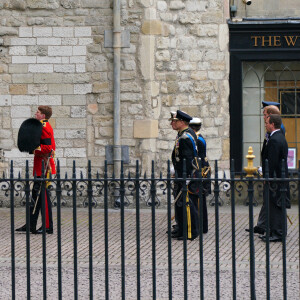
182, 159, 188, 300
41, 161, 47, 300
104, 161, 109, 300
135, 160, 141, 300
10, 160, 16, 300
87, 160, 93, 300
230, 159, 236, 300
120, 161, 125, 300
244, 146, 257, 300
56, 160, 62, 300
264, 160, 270, 300
198, 158, 204, 300
166, 160, 172, 300
72, 160, 78, 300
214, 160, 220, 300
280, 159, 287, 300
25, 160, 31, 300
151, 160, 157, 300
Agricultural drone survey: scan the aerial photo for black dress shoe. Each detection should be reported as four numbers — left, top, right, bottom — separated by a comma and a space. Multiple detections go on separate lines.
171, 231, 183, 238
245, 226, 265, 235
15, 224, 27, 232
35, 227, 53, 234
16, 224, 37, 234
166, 228, 179, 235
259, 235, 282, 242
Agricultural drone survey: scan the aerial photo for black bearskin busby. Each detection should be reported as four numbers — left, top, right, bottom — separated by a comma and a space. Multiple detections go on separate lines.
17, 118, 43, 153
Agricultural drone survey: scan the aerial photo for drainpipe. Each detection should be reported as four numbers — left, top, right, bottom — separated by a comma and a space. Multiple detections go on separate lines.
113, 0, 121, 178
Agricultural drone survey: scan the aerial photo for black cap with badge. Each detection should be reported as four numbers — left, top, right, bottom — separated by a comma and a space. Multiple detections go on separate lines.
169, 110, 192, 123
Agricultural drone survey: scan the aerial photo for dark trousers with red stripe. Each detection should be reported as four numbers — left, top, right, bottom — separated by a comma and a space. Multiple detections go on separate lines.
30, 179, 53, 230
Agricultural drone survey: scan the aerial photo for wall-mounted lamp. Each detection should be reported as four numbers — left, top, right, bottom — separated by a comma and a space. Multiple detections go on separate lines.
230, 5, 237, 17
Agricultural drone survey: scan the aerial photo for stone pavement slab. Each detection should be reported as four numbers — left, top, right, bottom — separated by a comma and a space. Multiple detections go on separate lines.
0, 205, 299, 299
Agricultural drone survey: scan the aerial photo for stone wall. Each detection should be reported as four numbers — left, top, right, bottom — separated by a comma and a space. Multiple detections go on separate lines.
234, 0, 300, 19
0, 0, 230, 178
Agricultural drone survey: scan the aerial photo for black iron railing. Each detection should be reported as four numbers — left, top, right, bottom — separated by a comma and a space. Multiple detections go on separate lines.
0, 159, 299, 299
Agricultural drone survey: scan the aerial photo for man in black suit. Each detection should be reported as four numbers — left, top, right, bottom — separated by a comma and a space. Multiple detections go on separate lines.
259, 114, 289, 242
246, 104, 286, 235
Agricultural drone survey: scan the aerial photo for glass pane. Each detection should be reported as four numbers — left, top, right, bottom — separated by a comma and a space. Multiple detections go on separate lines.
283, 118, 296, 142
280, 91, 296, 114
243, 115, 261, 143
243, 88, 261, 115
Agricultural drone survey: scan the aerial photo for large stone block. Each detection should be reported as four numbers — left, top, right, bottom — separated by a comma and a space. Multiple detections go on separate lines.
11, 106, 31, 118
9, 46, 26, 55
28, 84, 48, 94
48, 84, 73, 94
37, 37, 62, 45
141, 20, 163, 35
139, 36, 155, 80
12, 95, 38, 105
9, 64, 28, 74
12, 74, 33, 84
170, 1, 185, 10
9, 84, 27, 95
0, 95, 11, 106
27, 0, 59, 9
81, 0, 110, 8
34, 73, 63, 83
28, 64, 53, 73
63, 95, 86, 105
33, 27, 52, 37
39, 95, 62, 105
134, 120, 158, 138
74, 84, 92, 94
93, 82, 109, 93
56, 118, 86, 129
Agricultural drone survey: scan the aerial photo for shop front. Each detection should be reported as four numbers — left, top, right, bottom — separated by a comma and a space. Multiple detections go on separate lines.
229, 22, 300, 171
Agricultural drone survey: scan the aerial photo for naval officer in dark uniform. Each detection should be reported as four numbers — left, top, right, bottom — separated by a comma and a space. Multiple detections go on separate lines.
189, 117, 209, 234
170, 110, 199, 240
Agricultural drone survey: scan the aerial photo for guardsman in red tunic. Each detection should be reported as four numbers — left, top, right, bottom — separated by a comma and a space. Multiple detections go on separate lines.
16, 105, 56, 234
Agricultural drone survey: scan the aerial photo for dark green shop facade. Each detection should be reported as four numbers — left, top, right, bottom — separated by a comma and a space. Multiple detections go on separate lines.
229, 22, 300, 173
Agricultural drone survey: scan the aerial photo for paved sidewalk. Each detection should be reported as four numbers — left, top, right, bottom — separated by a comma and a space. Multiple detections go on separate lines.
0, 205, 299, 299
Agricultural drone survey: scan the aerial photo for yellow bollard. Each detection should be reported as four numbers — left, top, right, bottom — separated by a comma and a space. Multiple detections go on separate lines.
244, 146, 258, 178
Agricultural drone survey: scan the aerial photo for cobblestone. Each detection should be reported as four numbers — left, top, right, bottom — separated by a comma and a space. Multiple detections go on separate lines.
0, 205, 299, 299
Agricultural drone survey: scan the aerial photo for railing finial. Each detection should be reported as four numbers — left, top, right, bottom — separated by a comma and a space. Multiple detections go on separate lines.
244, 146, 257, 178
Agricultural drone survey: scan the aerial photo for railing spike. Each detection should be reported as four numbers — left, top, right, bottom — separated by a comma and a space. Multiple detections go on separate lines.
80, 171, 83, 179
144, 171, 147, 179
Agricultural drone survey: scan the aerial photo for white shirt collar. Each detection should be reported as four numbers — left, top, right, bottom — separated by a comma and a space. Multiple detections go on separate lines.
270, 129, 280, 137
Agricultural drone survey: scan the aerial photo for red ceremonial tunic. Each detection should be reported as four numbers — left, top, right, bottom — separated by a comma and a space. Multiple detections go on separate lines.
33, 119, 56, 177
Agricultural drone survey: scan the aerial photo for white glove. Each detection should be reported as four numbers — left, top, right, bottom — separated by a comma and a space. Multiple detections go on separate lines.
258, 166, 263, 176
